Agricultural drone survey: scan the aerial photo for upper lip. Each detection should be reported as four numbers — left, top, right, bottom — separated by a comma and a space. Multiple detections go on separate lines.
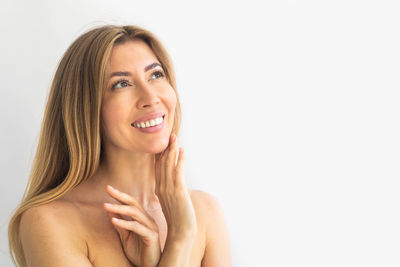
132, 112, 165, 124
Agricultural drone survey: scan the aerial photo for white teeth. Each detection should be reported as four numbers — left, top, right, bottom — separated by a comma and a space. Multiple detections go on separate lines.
134, 116, 164, 128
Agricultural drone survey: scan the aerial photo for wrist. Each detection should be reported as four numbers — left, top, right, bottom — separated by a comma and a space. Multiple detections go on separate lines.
165, 233, 195, 248
157, 234, 195, 267
167, 228, 197, 243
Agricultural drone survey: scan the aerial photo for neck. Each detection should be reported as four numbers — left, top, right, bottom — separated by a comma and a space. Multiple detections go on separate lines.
94, 148, 161, 211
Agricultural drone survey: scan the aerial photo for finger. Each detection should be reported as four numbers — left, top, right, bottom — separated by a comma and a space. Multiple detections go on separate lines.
111, 218, 159, 243
105, 211, 129, 241
156, 143, 168, 195
175, 147, 186, 188
161, 134, 175, 188
105, 186, 158, 227
104, 203, 158, 231
106, 186, 150, 219
106, 210, 124, 222
106, 185, 143, 210
155, 153, 163, 196
165, 134, 178, 190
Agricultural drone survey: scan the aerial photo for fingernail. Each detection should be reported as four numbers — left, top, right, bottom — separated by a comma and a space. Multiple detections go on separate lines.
112, 217, 119, 222
104, 203, 113, 208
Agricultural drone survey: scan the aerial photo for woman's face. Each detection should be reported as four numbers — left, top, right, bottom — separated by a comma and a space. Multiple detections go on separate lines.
101, 39, 177, 155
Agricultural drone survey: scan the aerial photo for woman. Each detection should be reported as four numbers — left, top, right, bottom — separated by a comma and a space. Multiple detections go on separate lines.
8, 25, 232, 267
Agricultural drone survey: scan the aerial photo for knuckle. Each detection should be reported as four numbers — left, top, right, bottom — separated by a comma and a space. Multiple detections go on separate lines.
120, 205, 129, 214
127, 208, 137, 217
121, 192, 131, 201
132, 221, 141, 228
123, 196, 138, 206
129, 199, 138, 206
113, 204, 123, 212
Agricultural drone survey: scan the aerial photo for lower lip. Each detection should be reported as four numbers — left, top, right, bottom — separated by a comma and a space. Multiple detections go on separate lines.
132, 118, 165, 133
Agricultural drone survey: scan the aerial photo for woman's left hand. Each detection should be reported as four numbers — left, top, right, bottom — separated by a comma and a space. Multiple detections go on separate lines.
104, 185, 161, 267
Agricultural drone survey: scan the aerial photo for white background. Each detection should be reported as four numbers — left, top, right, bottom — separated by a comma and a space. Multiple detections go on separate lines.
1, 0, 399, 266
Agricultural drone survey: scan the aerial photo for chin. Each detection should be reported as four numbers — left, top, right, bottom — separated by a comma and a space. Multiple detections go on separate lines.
147, 147, 166, 155
143, 137, 170, 154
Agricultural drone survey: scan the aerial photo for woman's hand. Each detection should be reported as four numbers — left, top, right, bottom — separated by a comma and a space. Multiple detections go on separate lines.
104, 185, 161, 267
155, 133, 197, 243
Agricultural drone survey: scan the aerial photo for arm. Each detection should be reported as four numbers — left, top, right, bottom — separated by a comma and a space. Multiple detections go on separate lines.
157, 237, 195, 267
105, 134, 197, 267
154, 134, 197, 267
200, 193, 232, 267
20, 204, 93, 267
104, 185, 195, 267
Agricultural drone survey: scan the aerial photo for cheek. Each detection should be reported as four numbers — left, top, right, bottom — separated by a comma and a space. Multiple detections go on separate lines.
101, 98, 130, 132
102, 104, 122, 124
166, 87, 177, 111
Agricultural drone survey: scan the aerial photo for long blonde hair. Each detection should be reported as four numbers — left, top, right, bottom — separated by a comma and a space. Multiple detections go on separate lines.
8, 25, 182, 266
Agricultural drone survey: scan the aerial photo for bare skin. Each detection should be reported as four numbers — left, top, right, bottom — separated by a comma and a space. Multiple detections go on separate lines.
19, 40, 232, 267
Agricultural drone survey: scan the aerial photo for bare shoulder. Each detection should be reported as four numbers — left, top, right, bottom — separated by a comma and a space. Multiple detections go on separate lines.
22, 197, 78, 219
188, 189, 232, 267
188, 189, 223, 213
20, 198, 83, 235
188, 189, 227, 232
20, 199, 92, 266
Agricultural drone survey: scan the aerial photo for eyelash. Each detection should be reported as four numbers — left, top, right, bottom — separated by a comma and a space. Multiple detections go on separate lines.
111, 70, 165, 90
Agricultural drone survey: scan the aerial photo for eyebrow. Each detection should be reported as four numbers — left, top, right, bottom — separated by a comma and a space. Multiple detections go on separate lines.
109, 62, 162, 78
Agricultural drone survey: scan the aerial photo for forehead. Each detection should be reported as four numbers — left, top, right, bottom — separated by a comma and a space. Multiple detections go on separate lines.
108, 39, 159, 70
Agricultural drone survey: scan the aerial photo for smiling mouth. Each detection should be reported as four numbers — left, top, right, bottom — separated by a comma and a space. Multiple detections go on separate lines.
131, 115, 165, 128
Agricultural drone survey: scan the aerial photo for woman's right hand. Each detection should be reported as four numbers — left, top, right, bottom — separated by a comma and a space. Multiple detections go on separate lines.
155, 133, 197, 243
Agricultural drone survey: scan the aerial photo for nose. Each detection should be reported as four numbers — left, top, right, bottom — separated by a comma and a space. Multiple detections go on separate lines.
136, 81, 160, 109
